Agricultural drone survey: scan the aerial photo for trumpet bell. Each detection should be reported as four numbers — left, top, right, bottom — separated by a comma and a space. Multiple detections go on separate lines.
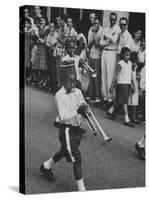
102, 137, 112, 145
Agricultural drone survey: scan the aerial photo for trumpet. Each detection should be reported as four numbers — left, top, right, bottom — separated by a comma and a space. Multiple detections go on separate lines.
79, 60, 97, 78
84, 107, 112, 145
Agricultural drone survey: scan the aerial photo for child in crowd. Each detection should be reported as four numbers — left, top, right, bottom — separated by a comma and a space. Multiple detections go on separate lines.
128, 52, 139, 124
138, 38, 145, 72
107, 47, 135, 127
139, 64, 145, 124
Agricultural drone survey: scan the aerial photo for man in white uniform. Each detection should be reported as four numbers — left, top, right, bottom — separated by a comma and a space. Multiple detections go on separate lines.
118, 17, 132, 54
100, 12, 121, 104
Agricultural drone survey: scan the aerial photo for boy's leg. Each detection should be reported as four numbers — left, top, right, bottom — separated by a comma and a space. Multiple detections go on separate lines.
123, 104, 134, 127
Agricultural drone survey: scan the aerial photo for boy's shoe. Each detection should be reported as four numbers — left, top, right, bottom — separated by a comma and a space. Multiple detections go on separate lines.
124, 121, 134, 128
40, 163, 55, 181
135, 143, 145, 160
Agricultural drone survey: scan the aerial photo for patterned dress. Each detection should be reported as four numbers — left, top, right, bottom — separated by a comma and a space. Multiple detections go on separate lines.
34, 26, 49, 70
25, 29, 33, 68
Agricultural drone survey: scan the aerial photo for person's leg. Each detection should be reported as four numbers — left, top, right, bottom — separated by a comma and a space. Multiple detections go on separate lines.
101, 50, 108, 101
71, 144, 86, 191
88, 58, 95, 100
51, 56, 57, 92
56, 56, 62, 90
94, 58, 101, 102
107, 51, 116, 102
132, 106, 139, 123
123, 104, 130, 122
123, 104, 134, 127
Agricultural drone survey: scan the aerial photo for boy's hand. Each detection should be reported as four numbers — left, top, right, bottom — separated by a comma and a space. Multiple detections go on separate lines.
77, 104, 88, 117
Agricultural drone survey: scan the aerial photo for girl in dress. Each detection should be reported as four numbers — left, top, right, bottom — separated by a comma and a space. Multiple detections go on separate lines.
128, 52, 139, 123
107, 47, 135, 127
34, 17, 49, 87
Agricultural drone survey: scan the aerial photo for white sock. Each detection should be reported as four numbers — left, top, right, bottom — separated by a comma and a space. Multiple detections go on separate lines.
55, 116, 60, 122
108, 106, 114, 114
138, 137, 145, 148
43, 158, 54, 169
124, 114, 130, 123
76, 178, 86, 191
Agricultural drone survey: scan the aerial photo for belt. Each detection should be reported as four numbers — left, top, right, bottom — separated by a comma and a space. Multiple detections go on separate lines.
104, 48, 116, 51
60, 123, 80, 131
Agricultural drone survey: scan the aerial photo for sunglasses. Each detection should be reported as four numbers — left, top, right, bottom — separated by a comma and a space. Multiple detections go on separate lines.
120, 23, 127, 26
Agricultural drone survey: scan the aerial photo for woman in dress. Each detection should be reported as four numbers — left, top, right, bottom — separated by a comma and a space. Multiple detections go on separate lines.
34, 17, 49, 87
24, 17, 34, 82
131, 29, 142, 53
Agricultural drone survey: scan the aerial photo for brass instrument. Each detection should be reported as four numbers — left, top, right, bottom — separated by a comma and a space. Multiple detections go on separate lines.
79, 60, 97, 78
84, 107, 112, 145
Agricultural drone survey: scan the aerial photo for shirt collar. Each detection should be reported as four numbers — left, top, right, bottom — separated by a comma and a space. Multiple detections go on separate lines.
61, 86, 75, 94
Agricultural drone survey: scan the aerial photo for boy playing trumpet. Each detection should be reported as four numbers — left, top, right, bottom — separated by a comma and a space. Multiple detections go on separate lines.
40, 59, 88, 191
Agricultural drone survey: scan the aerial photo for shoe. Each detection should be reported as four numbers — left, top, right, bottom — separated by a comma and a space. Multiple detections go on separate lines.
124, 121, 134, 128
106, 111, 115, 120
132, 120, 140, 124
135, 143, 145, 160
85, 97, 90, 101
40, 163, 55, 181
95, 98, 101, 103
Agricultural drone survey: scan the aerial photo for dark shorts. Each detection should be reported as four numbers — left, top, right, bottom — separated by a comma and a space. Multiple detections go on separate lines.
58, 124, 82, 163
116, 84, 130, 104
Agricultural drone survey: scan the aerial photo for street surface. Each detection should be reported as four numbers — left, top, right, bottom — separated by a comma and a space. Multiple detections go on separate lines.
25, 86, 145, 194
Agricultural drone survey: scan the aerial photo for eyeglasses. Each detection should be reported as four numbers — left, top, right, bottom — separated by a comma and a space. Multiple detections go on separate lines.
120, 23, 127, 26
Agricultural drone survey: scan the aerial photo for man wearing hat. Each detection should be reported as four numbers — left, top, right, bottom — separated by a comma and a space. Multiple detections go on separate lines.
40, 59, 88, 191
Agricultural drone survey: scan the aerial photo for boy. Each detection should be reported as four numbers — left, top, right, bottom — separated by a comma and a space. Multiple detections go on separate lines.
54, 39, 87, 133
40, 60, 88, 191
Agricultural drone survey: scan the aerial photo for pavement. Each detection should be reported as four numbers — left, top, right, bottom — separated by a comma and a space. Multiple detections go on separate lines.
25, 86, 145, 194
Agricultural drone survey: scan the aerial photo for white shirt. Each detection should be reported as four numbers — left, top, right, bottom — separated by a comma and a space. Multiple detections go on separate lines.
118, 30, 132, 53
55, 86, 86, 126
77, 33, 87, 60
100, 24, 121, 50
138, 49, 145, 63
46, 31, 58, 48
62, 55, 82, 81
131, 39, 140, 53
117, 60, 132, 84
88, 26, 103, 59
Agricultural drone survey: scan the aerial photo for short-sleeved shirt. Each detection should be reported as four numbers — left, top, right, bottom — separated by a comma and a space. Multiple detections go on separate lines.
117, 60, 132, 84
118, 30, 132, 53
55, 86, 86, 126
100, 24, 121, 50
88, 26, 103, 59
